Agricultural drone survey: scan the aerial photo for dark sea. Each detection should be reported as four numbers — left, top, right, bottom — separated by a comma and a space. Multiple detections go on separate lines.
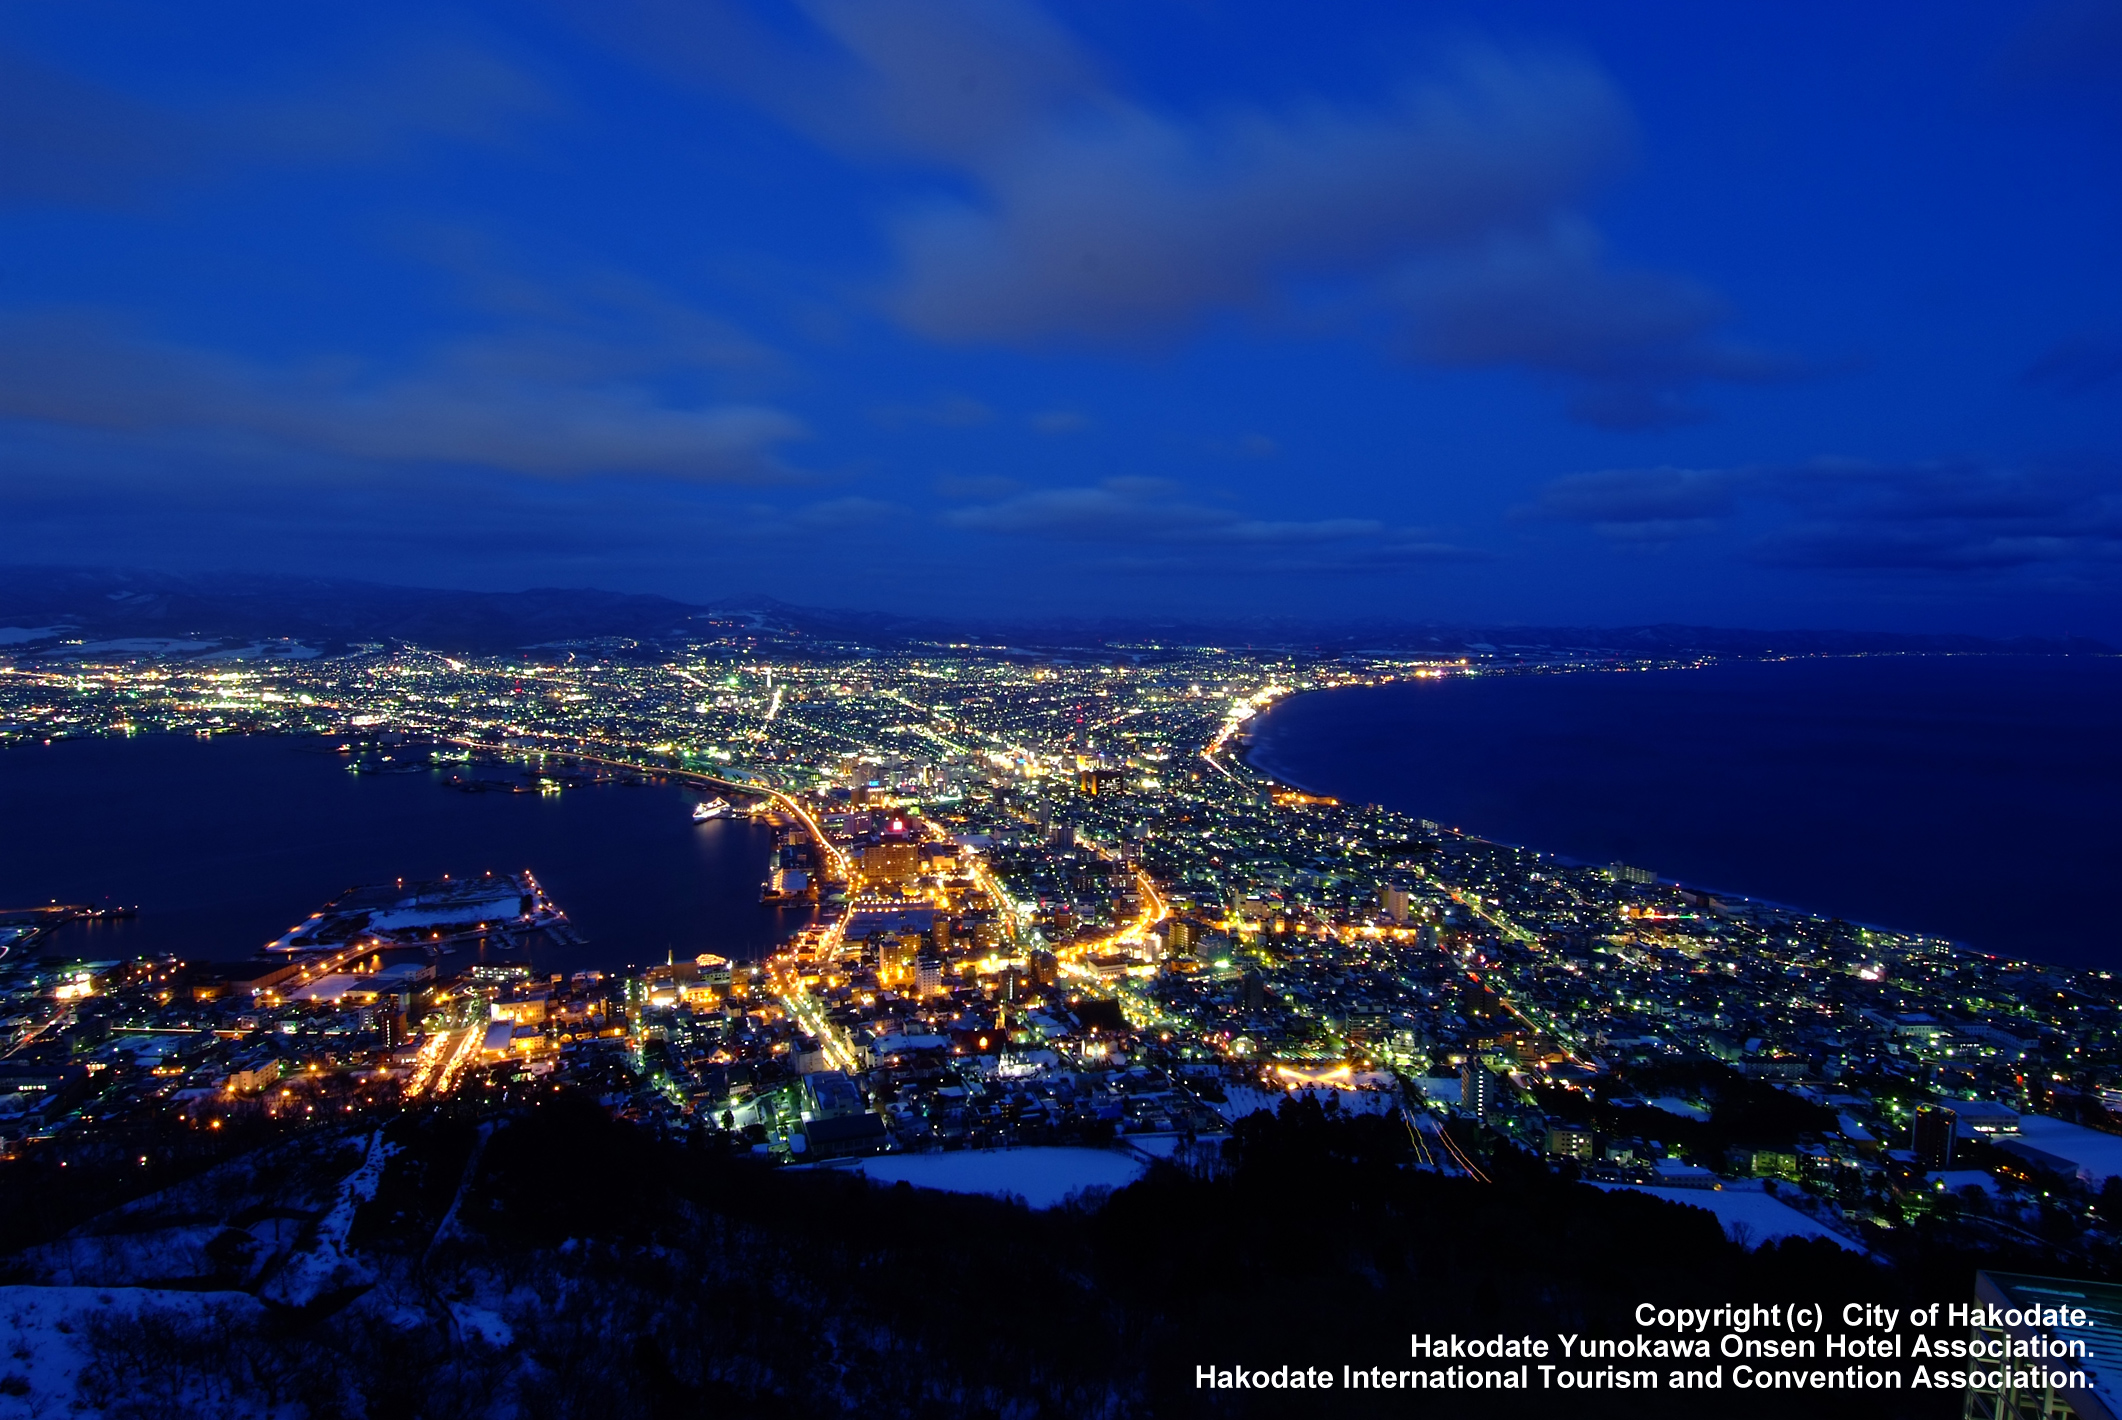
0, 734, 815, 973
1249, 655, 2122, 968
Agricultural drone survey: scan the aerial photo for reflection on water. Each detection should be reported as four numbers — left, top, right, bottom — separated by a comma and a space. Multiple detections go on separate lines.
1250, 655, 2122, 966
0, 733, 816, 973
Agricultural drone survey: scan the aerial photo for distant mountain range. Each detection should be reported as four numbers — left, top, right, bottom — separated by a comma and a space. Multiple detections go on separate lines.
0, 564, 2110, 658
0, 566, 715, 656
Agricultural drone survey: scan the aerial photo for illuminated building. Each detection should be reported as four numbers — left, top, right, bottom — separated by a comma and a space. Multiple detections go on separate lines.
1544, 1122, 1593, 1160
1461, 1061, 1499, 1120
1164, 918, 1197, 958
1913, 1104, 1957, 1171
880, 937, 918, 986
861, 841, 920, 887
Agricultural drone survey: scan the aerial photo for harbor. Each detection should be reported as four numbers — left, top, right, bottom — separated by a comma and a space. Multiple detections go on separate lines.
0, 733, 821, 974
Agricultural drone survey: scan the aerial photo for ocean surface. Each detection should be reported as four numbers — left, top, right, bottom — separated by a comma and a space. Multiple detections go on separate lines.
1249, 655, 2121, 968
0, 734, 815, 973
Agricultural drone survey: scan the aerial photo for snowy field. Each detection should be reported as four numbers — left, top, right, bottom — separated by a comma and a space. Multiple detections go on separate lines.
2012, 1116, 2122, 1183
1646, 1097, 1711, 1122
835, 1147, 1147, 1208
0, 1285, 265, 1416
1212, 1084, 1400, 1123
1591, 1183, 1857, 1249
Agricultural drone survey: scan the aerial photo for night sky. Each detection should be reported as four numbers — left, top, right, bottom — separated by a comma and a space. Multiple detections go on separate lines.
3, 0, 2118, 633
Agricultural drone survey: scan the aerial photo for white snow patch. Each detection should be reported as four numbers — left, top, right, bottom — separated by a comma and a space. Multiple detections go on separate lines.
1413, 1077, 1462, 1106
1837, 1113, 1876, 1143
200, 641, 320, 662
873, 1034, 949, 1056
449, 1302, 514, 1350
74, 638, 223, 656
0, 1285, 263, 1417
1210, 1083, 1399, 1123
1590, 1183, 1858, 1249
363, 892, 523, 932
1646, 1097, 1711, 1122
260, 1130, 394, 1307
840, 1147, 1146, 1208
21, 1225, 233, 1288
1210, 1086, 1281, 1121
2011, 1115, 2122, 1183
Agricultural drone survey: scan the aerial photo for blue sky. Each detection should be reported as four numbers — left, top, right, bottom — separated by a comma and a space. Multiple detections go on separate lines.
2, 0, 2119, 633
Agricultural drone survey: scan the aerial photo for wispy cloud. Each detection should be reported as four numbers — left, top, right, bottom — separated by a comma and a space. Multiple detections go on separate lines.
2001, 0, 2122, 96
1205, 432, 1281, 461
0, 460, 796, 594
0, 309, 805, 481
868, 393, 996, 429
882, 46, 1632, 343
1515, 465, 1746, 543
1523, 458, 2122, 571
0, 35, 557, 208
933, 473, 1021, 500
1753, 461, 2122, 572
739, 495, 905, 541
1389, 219, 1800, 428
941, 476, 1483, 570
581, 0, 1788, 428
2024, 335, 2122, 393
228, 39, 559, 164
0, 48, 193, 206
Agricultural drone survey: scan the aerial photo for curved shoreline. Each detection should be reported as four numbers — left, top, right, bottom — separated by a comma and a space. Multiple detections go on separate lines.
1241, 660, 2121, 965
1246, 691, 1816, 919
0, 731, 806, 971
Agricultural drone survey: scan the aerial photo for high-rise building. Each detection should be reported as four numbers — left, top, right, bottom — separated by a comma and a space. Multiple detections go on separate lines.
879, 937, 917, 986
1462, 1061, 1499, 1120
1913, 1104, 1957, 1170
915, 956, 943, 997
1379, 884, 1410, 925
1165, 919, 1197, 958
860, 841, 920, 887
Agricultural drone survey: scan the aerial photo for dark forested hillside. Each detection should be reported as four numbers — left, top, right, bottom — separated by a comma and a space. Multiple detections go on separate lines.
0, 1091, 2059, 1419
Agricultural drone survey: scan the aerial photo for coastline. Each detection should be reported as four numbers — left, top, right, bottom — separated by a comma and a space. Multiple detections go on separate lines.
1240, 659, 2120, 968
1240, 691, 1843, 936
0, 731, 806, 971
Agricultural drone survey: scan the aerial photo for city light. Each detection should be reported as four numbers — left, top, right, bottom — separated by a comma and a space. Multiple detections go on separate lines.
0, 637, 2090, 1265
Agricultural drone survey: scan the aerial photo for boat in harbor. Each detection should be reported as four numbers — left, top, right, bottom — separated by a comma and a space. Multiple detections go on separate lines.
692, 797, 731, 822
